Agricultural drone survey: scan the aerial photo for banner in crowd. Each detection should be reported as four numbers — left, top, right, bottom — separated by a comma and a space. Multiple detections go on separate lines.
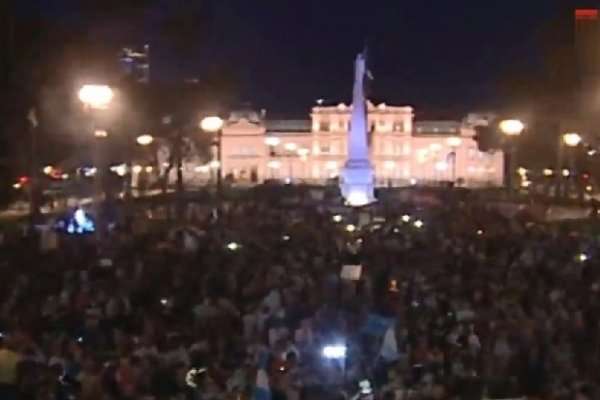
340, 265, 362, 280
362, 313, 396, 336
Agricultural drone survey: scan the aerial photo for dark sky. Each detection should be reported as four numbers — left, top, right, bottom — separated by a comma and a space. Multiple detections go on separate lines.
26, 0, 570, 119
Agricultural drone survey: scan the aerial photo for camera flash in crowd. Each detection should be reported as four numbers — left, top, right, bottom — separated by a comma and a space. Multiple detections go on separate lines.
346, 224, 357, 233
578, 253, 588, 263
227, 242, 240, 251
332, 214, 343, 223
401, 215, 411, 223
413, 220, 424, 229
160, 298, 168, 306
477, 229, 483, 235
322, 344, 347, 359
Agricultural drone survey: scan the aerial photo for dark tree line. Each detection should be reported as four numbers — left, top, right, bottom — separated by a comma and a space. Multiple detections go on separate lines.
0, 0, 238, 205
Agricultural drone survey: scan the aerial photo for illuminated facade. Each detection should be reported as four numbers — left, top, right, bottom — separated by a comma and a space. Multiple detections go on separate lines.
211, 102, 503, 187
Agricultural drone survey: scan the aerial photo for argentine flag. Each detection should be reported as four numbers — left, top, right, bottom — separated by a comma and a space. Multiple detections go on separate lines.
252, 367, 271, 400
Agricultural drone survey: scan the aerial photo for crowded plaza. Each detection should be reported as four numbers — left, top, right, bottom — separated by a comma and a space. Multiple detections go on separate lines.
0, 186, 597, 400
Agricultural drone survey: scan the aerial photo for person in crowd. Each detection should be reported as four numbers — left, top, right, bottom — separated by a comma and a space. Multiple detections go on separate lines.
0, 194, 599, 399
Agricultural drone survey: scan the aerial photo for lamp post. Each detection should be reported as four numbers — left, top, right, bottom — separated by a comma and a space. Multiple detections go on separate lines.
78, 84, 114, 234
563, 132, 582, 200
499, 119, 524, 199
200, 116, 225, 197
133, 134, 154, 197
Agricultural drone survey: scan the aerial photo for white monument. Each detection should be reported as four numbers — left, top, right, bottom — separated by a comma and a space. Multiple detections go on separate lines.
340, 50, 375, 207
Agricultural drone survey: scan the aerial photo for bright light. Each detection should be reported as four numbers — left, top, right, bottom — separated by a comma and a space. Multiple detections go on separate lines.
429, 143, 442, 152
136, 134, 154, 146
517, 167, 528, 176
521, 180, 532, 188
543, 168, 553, 177
61, 174, 69, 180
562, 169, 570, 177
297, 148, 310, 157
83, 167, 97, 177
265, 137, 281, 147
384, 161, 396, 170
200, 116, 224, 132
477, 229, 483, 235
401, 215, 411, 223
325, 161, 338, 170
267, 160, 281, 170
346, 192, 370, 207
586, 185, 593, 192
563, 132, 582, 147
195, 165, 210, 173
111, 164, 127, 176
578, 253, 588, 262
322, 345, 347, 359
78, 85, 114, 110
332, 214, 343, 223
94, 129, 108, 138
345, 224, 357, 233
145, 166, 153, 173
209, 160, 220, 169
227, 242, 240, 251
43, 165, 53, 175
283, 142, 298, 152
446, 137, 462, 147
413, 219, 424, 229
434, 161, 448, 171
12, 182, 21, 190
499, 119, 525, 136
74, 208, 87, 226
410, 178, 417, 186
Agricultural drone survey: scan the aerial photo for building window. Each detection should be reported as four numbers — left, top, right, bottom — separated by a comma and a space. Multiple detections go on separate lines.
320, 145, 330, 153
321, 120, 330, 131
393, 122, 404, 132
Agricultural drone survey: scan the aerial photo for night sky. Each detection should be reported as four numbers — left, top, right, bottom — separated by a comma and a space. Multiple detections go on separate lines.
25, 0, 569, 119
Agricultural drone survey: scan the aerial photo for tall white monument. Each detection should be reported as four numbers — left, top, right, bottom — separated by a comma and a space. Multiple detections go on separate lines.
340, 50, 375, 207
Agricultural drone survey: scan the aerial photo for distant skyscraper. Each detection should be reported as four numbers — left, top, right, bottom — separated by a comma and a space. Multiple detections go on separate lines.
119, 45, 150, 83
574, 8, 600, 115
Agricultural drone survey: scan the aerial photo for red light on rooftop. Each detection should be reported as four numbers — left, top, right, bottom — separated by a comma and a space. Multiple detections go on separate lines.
576, 9, 598, 20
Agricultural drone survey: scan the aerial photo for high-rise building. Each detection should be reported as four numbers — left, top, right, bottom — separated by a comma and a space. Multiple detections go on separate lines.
119, 45, 150, 83
575, 8, 600, 116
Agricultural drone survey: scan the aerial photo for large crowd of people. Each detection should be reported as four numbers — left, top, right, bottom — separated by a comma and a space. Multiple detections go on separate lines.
0, 190, 598, 400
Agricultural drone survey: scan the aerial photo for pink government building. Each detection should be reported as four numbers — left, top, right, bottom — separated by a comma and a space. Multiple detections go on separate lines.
212, 102, 504, 188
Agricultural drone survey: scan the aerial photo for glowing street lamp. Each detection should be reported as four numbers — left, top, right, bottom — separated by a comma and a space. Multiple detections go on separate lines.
499, 119, 524, 198
78, 85, 114, 110
136, 134, 154, 146
563, 133, 582, 147
200, 116, 225, 195
200, 116, 224, 133
499, 119, 525, 137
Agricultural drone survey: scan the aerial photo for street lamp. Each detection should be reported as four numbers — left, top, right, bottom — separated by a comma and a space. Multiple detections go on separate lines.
200, 116, 225, 195
78, 85, 114, 110
499, 119, 525, 137
562, 133, 582, 200
136, 134, 154, 146
563, 133, 582, 148
78, 84, 114, 236
499, 119, 524, 199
